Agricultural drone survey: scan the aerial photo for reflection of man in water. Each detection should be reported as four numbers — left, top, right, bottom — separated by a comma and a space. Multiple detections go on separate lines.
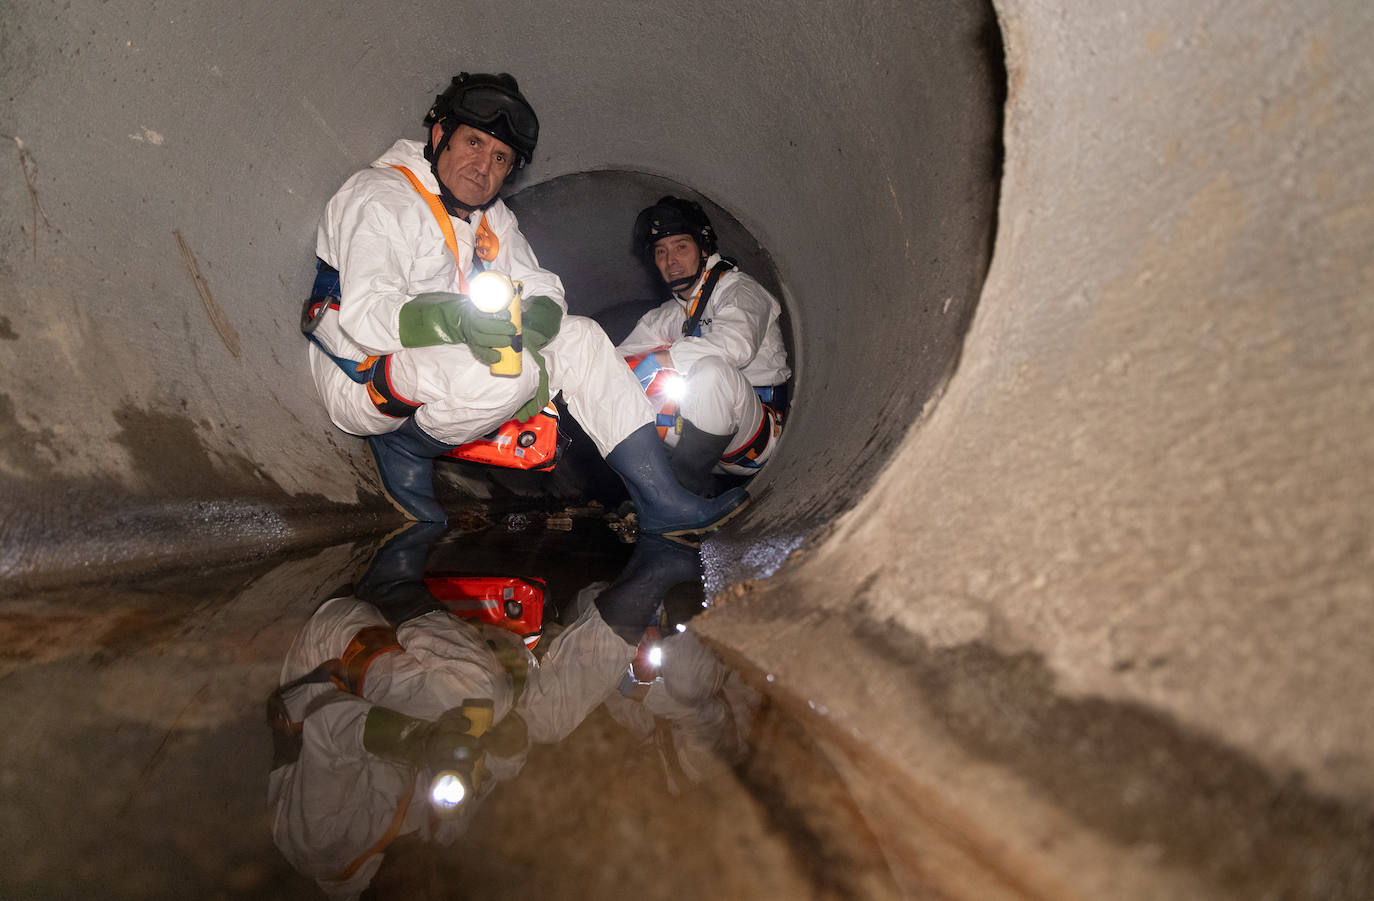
266, 524, 703, 899
603, 628, 761, 795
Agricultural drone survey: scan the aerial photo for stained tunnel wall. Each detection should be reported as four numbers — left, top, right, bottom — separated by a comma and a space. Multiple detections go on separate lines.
4, 1, 1374, 897
1, 0, 1000, 583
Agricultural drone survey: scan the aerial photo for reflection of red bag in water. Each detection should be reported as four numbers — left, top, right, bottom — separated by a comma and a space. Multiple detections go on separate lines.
424, 574, 546, 650
443, 403, 561, 471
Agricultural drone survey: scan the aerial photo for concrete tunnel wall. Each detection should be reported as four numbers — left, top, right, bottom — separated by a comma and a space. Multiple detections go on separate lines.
4, 0, 1374, 898
1, 0, 1000, 586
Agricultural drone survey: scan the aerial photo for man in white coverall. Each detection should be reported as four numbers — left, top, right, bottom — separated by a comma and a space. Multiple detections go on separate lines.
602, 627, 761, 797
617, 197, 791, 496
268, 522, 702, 898
304, 73, 744, 536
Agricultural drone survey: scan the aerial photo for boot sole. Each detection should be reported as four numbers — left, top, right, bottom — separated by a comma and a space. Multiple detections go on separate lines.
377, 486, 448, 525
656, 495, 751, 541
367, 435, 448, 525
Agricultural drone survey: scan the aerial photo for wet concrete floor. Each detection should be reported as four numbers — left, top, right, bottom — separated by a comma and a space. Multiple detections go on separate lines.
0, 507, 902, 900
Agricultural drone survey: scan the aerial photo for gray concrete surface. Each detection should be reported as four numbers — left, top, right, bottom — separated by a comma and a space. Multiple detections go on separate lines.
3, 0, 1372, 897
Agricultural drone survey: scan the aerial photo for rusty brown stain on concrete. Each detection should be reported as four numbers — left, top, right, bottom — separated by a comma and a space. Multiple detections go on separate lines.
1262, 93, 1299, 134
0, 606, 183, 677
1320, 189, 1374, 235
7, 135, 55, 261
1305, 36, 1329, 70
174, 229, 241, 358
1162, 138, 1183, 166
1000, 16, 1027, 105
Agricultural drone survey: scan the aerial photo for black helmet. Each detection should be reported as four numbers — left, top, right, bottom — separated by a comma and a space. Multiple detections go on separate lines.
633, 196, 717, 259
425, 73, 539, 167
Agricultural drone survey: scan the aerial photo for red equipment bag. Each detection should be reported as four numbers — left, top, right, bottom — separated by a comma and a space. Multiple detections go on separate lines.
423, 574, 546, 650
444, 403, 561, 471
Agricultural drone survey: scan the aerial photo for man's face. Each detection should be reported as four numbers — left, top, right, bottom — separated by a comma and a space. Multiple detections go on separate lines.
653, 234, 706, 291
431, 123, 515, 211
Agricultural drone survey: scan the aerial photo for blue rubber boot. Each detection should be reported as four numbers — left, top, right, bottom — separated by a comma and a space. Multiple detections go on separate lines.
366, 418, 457, 524
595, 535, 703, 640
669, 418, 734, 497
606, 424, 749, 538
356, 520, 447, 625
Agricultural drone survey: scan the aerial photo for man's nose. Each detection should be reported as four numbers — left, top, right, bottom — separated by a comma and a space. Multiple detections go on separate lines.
473, 151, 491, 174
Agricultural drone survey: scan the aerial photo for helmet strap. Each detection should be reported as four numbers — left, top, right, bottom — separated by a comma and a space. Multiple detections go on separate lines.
666, 254, 706, 296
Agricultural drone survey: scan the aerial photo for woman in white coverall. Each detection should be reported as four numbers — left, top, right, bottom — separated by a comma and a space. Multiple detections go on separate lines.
617, 197, 790, 496
268, 522, 703, 899
304, 73, 744, 537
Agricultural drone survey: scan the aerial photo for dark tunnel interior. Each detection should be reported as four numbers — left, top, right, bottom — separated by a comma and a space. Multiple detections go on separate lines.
0, 0, 1105, 897
0, 0, 1008, 590
6, 0, 1374, 898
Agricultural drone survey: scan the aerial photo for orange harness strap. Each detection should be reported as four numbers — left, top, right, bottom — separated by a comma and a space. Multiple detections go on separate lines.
389, 166, 501, 294
331, 783, 416, 884
333, 625, 402, 697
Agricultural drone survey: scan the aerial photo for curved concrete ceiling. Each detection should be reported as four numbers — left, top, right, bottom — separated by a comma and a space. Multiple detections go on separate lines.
4, 0, 1374, 896
1, 0, 1001, 584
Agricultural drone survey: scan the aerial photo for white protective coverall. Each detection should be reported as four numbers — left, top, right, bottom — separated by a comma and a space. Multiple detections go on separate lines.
616, 253, 790, 454
601, 628, 762, 795
310, 139, 652, 454
269, 587, 638, 899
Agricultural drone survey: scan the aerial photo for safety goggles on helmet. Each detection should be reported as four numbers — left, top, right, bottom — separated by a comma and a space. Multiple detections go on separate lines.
452, 86, 538, 149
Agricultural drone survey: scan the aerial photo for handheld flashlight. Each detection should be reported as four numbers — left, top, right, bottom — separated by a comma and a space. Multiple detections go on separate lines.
425, 698, 496, 818
469, 271, 523, 377
428, 770, 469, 817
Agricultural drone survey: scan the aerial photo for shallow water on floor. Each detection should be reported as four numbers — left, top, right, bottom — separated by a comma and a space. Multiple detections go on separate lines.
0, 509, 900, 900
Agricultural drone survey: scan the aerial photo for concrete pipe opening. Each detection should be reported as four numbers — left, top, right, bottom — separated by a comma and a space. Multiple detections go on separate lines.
6, 0, 1374, 899
1, 1, 1004, 587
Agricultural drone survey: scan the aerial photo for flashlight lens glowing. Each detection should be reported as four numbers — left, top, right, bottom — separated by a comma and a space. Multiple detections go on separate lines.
648, 645, 663, 667
429, 772, 467, 809
662, 374, 688, 403
469, 271, 514, 313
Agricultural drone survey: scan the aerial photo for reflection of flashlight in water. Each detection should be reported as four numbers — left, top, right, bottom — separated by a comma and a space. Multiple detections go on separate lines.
469, 271, 515, 313
429, 771, 468, 815
661, 373, 688, 403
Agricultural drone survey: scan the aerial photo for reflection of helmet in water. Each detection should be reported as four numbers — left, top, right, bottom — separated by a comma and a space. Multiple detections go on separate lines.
424, 72, 539, 167
633, 196, 718, 259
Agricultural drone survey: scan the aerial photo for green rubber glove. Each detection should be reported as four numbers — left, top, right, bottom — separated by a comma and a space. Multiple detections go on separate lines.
397, 292, 516, 364
512, 347, 550, 422
508, 296, 561, 421
521, 295, 563, 352
362, 705, 484, 769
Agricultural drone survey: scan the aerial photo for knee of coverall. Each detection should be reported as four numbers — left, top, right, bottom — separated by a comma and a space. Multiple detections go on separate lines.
281, 597, 392, 685
407, 344, 542, 446
308, 344, 406, 439
659, 631, 729, 706
678, 355, 760, 439
544, 315, 655, 457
